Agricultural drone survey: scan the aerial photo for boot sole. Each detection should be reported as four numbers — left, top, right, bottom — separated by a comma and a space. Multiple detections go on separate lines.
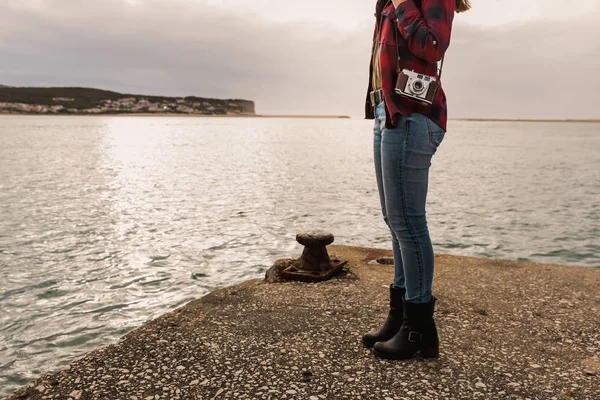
361, 336, 399, 349
371, 347, 439, 360
361, 337, 376, 348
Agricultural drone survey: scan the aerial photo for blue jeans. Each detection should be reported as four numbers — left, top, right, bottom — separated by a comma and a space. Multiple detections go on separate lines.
373, 101, 445, 303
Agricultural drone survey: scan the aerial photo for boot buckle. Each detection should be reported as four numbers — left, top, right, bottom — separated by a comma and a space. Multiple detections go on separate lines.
407, 331, 422, 343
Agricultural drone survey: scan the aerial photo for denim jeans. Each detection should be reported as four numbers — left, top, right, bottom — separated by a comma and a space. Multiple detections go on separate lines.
373, 101, 445, 303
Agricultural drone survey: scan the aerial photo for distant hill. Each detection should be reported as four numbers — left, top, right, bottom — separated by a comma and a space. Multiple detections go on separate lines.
0, 86, 255, 115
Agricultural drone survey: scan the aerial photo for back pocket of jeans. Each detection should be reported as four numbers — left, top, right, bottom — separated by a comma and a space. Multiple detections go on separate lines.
426, 117, 445, 148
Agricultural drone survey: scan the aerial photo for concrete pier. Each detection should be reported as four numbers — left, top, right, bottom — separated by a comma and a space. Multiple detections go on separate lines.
5, 245, 599, 400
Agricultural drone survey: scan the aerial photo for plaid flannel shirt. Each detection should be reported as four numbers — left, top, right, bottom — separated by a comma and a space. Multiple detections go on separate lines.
365, 0, 455, 132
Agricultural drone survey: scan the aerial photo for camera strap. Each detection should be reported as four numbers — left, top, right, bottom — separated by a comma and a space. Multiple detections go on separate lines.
394, 23, 445, 79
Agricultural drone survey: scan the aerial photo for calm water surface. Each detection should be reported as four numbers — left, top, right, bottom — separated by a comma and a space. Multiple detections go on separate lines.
0, 116, 599, 395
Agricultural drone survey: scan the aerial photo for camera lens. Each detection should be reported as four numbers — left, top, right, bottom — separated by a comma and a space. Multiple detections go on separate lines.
411, 79, 426, 94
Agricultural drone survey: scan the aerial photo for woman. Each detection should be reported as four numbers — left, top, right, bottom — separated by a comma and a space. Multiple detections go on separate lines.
361, 0, 470, 360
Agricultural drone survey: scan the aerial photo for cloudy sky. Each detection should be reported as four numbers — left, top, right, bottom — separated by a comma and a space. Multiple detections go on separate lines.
1, 0, 599, 118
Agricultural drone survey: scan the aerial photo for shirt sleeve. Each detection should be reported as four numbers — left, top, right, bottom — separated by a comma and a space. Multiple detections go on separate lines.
394, 0, 455, 63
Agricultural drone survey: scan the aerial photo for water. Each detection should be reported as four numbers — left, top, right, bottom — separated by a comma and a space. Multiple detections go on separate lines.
0, 116, 598, 395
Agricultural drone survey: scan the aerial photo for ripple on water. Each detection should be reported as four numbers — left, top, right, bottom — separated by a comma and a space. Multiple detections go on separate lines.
148, 254, 171, 262
59, 299, 92, 310
439, 242, 472, 249
86, 303, 132, 315
14, 327, 93, 349
191, 272, 209, 280
109, 276, 149, 290
87, 253, 117, 262
36, 290, 70, 299
530, 249, 599, 262
0, 280, 58, 302
50, 331, 104, 348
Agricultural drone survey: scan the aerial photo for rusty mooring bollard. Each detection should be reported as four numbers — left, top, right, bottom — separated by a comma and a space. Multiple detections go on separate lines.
268, 230, 347, 283
296, 230, 335, 272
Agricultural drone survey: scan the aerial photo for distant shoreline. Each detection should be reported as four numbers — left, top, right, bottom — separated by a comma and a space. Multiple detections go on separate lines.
0, 112, 351, 119
257, 115, 351, 119
451, 118, 600, 123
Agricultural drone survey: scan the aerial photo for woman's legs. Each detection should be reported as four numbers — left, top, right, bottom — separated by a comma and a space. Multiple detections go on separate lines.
380, 113, 445, 304
373, 101, 405, 289
362, 102, 408, 349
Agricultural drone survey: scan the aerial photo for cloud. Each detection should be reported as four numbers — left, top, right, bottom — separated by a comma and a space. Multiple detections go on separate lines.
443, 16, 600, 119
0, 0, 598, 118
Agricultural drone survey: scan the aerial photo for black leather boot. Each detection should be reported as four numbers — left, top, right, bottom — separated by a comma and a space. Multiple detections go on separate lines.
372, 297, 439, 360
361, 284, 405, 348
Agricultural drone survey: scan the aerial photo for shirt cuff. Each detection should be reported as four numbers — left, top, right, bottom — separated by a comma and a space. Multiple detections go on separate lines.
394, 0, 420, 39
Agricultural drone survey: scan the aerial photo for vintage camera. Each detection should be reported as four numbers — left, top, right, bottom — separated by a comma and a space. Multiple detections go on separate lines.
395, 69, 439, 106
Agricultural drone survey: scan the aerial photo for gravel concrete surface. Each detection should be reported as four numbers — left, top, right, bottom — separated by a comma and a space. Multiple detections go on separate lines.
4, 245, 599, 400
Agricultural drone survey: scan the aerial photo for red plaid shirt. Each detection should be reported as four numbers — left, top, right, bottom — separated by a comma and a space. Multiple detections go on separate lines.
365, 0, 455, 132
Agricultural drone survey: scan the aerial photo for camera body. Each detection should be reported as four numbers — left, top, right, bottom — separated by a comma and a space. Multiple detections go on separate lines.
395, 69, 439, 106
